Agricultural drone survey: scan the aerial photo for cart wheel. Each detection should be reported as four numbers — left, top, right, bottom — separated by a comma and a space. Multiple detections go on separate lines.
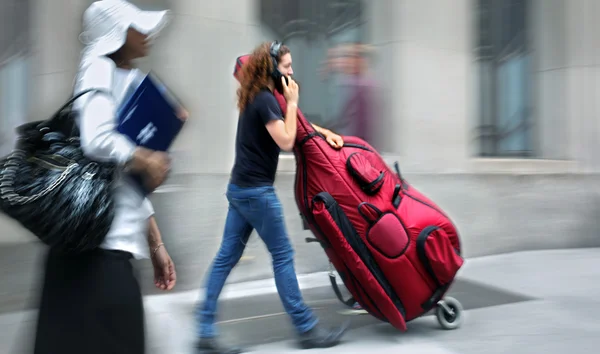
435, 296, 463, 330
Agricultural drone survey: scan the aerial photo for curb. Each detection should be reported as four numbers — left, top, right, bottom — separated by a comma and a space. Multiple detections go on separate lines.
143, 271, 334, 313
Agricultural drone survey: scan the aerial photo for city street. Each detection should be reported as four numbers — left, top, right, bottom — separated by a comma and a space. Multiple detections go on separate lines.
3, 248, 599, 353
2, 0, 600, 353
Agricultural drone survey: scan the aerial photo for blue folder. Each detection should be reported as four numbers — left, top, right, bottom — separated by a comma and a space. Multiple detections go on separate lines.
117, 73, 185, 195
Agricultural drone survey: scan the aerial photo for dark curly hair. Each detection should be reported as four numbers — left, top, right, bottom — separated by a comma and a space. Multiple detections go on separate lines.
237, 42, 291, 112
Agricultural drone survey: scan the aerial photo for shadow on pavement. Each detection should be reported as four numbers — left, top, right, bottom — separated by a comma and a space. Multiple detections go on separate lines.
211, 278, 536, 348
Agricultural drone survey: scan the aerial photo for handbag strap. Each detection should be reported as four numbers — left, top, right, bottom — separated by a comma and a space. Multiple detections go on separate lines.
39, 88, 113, 128
61, 88, 113, 113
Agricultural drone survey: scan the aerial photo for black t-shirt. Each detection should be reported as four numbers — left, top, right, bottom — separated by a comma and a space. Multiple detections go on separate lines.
230, 89, 283, 187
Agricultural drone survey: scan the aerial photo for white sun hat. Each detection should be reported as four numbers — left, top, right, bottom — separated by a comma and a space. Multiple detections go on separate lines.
79, 0, 170, 58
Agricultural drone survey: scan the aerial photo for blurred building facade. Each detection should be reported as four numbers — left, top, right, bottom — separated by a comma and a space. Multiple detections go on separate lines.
1, 0, 600, 255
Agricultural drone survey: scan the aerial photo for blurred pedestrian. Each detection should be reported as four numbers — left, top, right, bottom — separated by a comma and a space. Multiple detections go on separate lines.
33, 1, 178, 353
324, 43, 377, 144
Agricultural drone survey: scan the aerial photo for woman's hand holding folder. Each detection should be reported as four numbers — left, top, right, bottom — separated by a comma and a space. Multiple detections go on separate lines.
128, 147, 171, 192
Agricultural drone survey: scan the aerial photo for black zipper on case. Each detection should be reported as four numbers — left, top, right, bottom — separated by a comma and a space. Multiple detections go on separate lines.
313, 192, 406, 319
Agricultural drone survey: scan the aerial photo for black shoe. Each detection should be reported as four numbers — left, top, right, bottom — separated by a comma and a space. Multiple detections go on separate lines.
196, 337, 244, 354
298, 322, 349, 349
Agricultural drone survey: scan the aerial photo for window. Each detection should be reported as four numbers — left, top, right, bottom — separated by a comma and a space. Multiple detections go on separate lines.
0, 0, 30, 156
0, 58, 29, 156
259, 0, 366, 131
475, 0, 533, 157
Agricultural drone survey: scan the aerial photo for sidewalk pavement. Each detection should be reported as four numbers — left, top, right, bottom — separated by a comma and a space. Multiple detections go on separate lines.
251, 248, 600, 354
3, 248, 600, 354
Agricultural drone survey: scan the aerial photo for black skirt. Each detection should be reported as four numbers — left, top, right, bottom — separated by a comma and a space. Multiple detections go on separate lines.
33, 248, 145, 354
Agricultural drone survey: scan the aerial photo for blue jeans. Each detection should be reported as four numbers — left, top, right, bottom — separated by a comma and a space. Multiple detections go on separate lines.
197, 184, 318, 338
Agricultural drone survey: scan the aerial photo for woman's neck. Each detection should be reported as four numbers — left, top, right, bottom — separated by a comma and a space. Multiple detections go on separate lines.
108, 53, 133, 70
116, 60, 133, 70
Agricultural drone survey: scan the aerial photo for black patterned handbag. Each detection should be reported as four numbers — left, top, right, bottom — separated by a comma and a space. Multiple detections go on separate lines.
0, 89, 117, 254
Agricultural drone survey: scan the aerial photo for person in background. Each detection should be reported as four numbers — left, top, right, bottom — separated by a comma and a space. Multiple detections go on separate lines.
33, 1, 181, 353
195, 42, 347, 354
322, 43, 376, 145
320, 43, 377, 315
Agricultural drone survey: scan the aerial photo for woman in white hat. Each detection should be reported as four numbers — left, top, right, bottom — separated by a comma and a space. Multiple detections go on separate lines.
33, 1, 180, 353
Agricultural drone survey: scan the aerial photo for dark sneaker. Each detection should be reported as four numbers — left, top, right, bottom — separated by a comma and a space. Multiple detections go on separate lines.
196, 337, 244, 354
298, 322, 349, 349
